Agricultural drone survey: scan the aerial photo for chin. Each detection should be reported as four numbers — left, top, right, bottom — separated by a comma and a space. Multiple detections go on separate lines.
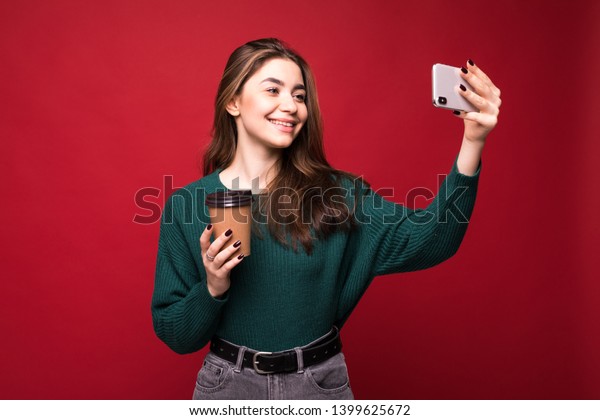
267, 137, 295, 149
270, 141, 294, 149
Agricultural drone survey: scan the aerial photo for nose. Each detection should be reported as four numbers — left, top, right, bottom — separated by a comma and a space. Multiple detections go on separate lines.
278, 93, 297, 113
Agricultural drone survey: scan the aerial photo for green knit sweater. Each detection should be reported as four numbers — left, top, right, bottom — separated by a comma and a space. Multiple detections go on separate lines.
152, 159, 480, 353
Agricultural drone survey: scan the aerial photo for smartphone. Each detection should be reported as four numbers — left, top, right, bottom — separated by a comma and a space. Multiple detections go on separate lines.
432, 63, 478, 112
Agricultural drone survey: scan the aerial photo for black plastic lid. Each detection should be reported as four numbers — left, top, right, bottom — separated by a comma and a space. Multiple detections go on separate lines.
205, 191, 253, 208
228, 189, 253, 196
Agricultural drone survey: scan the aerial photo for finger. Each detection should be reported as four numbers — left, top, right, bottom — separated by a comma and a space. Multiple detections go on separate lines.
466, 60, 501, 99
459, 66, 492, 101
219, 252, 245, 272
212, 239, 243, 269
458, 83, 498, 114
461, 110, 499, 128
205, 228, 234, 262
453, 104, 500, 132
199, 223, 213, 259
460, 66, 501, 109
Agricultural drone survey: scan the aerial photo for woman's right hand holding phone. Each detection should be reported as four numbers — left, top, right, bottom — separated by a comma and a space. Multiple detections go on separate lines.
454, 59, 502, 175
454, 59, 502, 144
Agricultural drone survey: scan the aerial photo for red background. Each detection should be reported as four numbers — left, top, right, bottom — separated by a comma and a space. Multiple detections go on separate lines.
1, 0, 599, 399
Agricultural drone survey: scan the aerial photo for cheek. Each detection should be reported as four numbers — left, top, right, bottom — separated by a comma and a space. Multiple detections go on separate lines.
299, 105, 309, 125
296, 113, 309, 136
243, 97, 272, 117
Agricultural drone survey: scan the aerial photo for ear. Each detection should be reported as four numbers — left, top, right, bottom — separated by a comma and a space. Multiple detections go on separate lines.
225, 97, 240, 117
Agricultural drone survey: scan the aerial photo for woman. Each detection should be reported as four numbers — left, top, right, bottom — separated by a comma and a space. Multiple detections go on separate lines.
152, 38, 501, 399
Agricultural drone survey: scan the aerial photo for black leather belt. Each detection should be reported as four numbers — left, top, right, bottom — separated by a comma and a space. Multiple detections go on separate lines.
209, 327, 342, 374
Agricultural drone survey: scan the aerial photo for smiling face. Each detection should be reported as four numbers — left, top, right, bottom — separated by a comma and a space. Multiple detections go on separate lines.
227, 58, 308, 152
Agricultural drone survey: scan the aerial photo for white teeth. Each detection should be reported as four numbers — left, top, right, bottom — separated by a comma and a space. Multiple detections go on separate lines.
269, 119, 294, 127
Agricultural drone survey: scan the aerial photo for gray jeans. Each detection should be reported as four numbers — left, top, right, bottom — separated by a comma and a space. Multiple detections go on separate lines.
192, 346, 354, 400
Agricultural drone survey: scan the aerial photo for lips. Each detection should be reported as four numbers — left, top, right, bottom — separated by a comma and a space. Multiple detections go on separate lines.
268, 118, 297, 133
268, 119, 296, 127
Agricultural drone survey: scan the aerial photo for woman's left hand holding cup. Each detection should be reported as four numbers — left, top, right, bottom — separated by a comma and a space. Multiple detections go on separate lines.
200, 225, 244, 298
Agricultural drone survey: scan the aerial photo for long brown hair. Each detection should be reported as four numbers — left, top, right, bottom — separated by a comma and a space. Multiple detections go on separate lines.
203, 38, 363, 254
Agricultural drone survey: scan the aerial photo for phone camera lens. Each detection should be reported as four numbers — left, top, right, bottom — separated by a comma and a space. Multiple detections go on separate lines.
438, 96, 447, 105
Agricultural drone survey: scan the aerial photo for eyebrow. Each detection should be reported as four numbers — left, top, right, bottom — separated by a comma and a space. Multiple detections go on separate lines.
260, 77, 306, 91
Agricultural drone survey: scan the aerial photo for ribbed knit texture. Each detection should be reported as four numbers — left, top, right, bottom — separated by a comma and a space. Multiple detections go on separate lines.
152, 159, 480, 353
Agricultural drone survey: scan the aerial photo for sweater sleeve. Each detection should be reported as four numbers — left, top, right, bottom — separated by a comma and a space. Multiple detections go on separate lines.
335, 158, 480, 326
365, 158, 480, 276
151, 190, 227, 354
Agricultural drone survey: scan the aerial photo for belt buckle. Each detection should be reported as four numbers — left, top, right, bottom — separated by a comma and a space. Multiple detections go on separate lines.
253, 351, 274, 374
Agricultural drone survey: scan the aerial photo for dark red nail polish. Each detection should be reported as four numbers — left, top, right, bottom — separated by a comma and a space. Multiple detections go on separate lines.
233, 240, 241, 248
225, 229, 233, 237
453, 110, 461, 115
461, 67, 468, 74
237, 254, 245, 260
460, 84, 467, 92
468, 59, 474, 66
206, 224, 213, 230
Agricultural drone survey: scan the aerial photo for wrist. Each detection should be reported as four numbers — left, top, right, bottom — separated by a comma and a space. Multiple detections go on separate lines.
457, 136, 484, 176
207, 282, 228, 299
462, 132, 487, 146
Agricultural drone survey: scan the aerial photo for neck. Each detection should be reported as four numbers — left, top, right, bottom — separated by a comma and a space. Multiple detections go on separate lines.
220, 141, 283, 192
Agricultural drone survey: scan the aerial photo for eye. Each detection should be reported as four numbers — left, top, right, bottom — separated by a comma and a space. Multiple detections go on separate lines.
266, 87, 279, 94
294, 93, 306, 102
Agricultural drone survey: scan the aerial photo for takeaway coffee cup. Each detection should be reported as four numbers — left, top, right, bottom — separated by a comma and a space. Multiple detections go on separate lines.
205, 190, 252, 257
